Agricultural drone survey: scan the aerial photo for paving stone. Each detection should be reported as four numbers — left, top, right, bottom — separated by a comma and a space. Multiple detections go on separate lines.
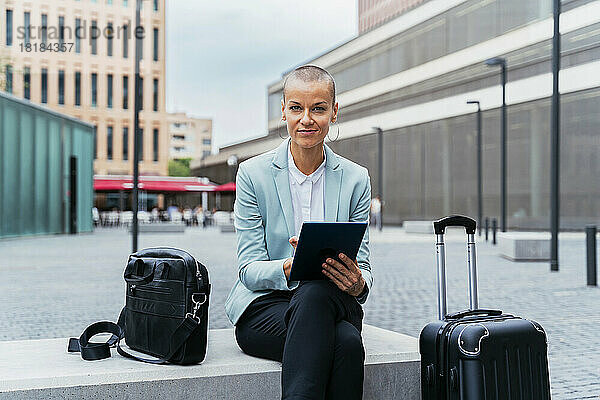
1, 226, 599, 399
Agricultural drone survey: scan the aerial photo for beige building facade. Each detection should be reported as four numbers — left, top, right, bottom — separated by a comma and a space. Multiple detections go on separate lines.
0, 0, 168, 176
167, 112, 212, 161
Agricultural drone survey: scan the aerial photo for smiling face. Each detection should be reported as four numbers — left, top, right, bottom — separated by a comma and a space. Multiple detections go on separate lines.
281, 78, 338, 150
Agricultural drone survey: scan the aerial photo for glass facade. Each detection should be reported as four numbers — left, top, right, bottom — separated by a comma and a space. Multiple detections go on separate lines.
0, 92, 94, 238
327, 88, 600, 229
268, 0, 553, 121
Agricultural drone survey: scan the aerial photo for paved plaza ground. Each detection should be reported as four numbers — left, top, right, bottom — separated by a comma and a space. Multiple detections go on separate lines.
1, 225, 599, 399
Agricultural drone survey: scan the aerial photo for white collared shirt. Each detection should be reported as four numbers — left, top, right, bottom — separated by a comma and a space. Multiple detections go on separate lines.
288, 143, 326, 238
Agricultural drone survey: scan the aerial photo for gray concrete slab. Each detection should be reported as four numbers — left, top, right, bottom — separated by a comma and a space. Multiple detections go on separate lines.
497, 232, 551, 261
0, 325, 419, 400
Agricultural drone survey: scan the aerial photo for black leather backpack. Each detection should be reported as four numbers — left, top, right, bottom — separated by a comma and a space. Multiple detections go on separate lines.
68, 247, 211, 365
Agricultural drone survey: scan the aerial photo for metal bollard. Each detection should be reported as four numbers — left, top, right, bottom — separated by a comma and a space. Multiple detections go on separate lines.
587, 225, 597, 287
485, 217, 489, 242
492, 218, 497, 245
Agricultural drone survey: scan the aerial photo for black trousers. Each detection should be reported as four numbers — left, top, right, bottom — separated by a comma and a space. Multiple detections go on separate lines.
235, 280, 365, 400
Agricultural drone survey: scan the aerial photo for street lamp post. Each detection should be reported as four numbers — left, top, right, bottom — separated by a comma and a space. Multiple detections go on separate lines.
132, 0, 144, 252
485, 57, 507, 232
550, 0, 561, 272
373, 127, 383, 228
467, 100, 482, 236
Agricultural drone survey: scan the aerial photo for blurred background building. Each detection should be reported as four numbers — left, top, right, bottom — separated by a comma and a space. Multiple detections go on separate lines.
193, 0, 600, 228
0, 0, 168, 176
167, 112, 212, 161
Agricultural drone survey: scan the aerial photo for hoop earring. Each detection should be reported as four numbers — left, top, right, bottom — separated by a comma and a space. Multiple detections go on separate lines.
327, 121, 340, 142
278, 119, 289, 139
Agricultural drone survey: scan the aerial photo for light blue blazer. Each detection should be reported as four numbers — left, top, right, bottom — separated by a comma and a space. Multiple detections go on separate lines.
224, 138, 373, 325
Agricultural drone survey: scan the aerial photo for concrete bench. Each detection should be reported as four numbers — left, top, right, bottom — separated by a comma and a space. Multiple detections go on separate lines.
0, 325, 420, 400
129, 223, 186, 233
497, 232, 550, 261
403, 221, 433, 234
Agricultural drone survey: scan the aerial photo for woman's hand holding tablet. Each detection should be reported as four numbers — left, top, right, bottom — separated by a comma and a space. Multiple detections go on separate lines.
287, 222, 367, 297
322, 253, 366, 296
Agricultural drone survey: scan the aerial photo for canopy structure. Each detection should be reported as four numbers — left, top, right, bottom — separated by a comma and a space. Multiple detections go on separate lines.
215, 182, 236, 192
94, 175, 217, 192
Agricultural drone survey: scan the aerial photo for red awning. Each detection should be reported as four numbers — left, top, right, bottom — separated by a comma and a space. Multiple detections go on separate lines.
94, 175, 217, 192
215, 182, 236, 192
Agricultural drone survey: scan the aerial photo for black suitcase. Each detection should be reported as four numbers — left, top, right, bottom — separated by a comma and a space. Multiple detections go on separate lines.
420, 216, 551, 399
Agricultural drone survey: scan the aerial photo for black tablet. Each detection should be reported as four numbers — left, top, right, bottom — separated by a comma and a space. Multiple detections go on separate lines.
289, 222, 368, 281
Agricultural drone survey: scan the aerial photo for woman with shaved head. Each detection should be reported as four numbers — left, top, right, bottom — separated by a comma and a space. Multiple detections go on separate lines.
224, 65, 372, 400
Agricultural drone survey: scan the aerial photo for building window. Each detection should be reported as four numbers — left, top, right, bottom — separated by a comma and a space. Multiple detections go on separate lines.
139, 77, 143, 110
202, 150, 211, 159
122, 75, 129, 109
41, 14, 48, 45
123, 0, 128, 7
41, 68, 48, 103
153, 78, 158, 111
153, 129, 159, 162
75, 18, 81, 53
5, 10, 12, 46
153, 28, 159, 61
202, 138, 211, 145
75, 71, 81, 106
107, 74, 113, 108
122, 127, 129, 160
138, 129, 143, 161
153, 0, 159, 12
122, 24, 128, 58
23, 12, 31, 45
107, 22, 113, 56
23, 67, 30, 100
58, 70, 65, 105
5, 65, 13, 94
59, 16, 65, 46
90, 20, 98, 55
91, 73, 98, 107
107, 126, 113, 160
107, 0, 113, 4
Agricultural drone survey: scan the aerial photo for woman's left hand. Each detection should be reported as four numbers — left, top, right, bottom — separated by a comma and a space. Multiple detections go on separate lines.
322, 253, 365, 297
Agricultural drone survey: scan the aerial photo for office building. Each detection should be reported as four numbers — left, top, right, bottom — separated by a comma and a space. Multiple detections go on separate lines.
0, 0, 168, 176
193, 0, 600, 229
167, 112, 212, 160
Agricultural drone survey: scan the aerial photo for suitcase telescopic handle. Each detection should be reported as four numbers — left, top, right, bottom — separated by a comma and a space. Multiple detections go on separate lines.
434, 215, 479, 320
